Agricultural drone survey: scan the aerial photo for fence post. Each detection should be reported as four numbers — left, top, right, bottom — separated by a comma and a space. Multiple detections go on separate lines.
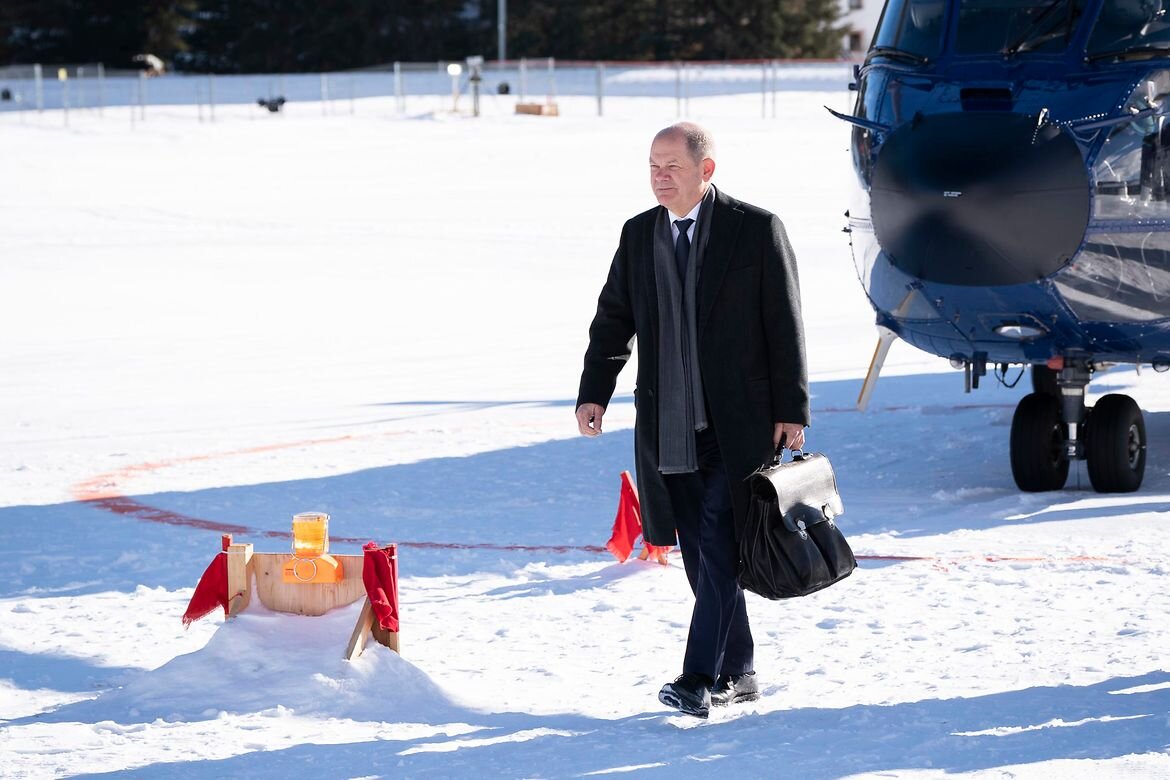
34, 63, 43, 112
394, 61, 403, 114
498, 0, 507, 63
761, 61, 767, 119
209, 73, 216, 122
596, 61, 604, 117
675, 61, 682, 117
321, 73, 329, 115
547, 57, 556, 104
771, 60, 778, 118
519, 57, 528, 101
97, 63, 105, 116
137, 71, 146, 120
61, 69, 69, 127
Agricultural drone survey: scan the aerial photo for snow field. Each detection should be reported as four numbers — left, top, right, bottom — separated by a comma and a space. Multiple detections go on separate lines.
1, 90, 1168, 777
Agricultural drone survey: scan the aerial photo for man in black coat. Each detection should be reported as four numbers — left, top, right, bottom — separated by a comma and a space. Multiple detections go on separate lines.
576, 122, 809, 718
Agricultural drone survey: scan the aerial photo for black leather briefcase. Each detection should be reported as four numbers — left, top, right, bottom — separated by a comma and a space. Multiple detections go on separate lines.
737, 449, 856, 600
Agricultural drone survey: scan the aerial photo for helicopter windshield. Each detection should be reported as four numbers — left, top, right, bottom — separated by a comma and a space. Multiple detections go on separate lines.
871, 0, 947, 60
956, 0, 1086, 54
1086, 0, 1170, 60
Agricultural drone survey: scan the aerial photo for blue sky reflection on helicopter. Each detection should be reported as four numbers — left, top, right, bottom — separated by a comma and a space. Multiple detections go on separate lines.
839, 0, 1170, 492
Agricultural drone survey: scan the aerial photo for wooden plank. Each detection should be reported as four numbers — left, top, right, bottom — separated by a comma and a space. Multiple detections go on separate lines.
344, 598, 376, 661
371, 623, 400, 654
226, 543, 253, 617
515, 102, 559, 116
251, 553, 366, 616
231, 549, 400, 657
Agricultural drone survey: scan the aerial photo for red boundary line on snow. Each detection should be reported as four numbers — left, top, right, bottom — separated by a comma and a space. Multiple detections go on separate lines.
70, 434, 613, 555
78, 494, 608, 554
819, 402, 1014, 413
68, 407, 1102, 563
76, 492, 1111, 563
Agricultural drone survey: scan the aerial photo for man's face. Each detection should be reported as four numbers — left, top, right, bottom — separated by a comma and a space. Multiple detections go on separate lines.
649, 133, 713, 215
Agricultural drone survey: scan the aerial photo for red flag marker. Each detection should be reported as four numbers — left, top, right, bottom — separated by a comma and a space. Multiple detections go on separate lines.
606, 471, 642, 562
182, 551, 229, 626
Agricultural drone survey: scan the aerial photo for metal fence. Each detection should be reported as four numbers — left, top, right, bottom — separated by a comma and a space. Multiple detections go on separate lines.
0, 58, 855, 122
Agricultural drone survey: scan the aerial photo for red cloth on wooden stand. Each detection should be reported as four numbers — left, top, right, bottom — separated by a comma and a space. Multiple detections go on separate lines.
606, 471, 642, 562
182, 546, 230, 627
362, 542, 399, 632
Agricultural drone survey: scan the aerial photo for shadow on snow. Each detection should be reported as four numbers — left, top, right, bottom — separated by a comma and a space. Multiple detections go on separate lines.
67, 671, 1170, 779
3, 373, 1168, 599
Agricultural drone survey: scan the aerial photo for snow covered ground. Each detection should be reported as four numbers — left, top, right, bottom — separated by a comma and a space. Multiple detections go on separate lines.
2, 90, 1169, 778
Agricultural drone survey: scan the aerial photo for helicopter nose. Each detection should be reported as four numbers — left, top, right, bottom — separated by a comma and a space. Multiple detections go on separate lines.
870, 112, 1089, 287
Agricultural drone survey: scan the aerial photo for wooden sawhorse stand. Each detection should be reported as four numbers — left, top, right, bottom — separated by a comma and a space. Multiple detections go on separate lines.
224, 542, 399, 660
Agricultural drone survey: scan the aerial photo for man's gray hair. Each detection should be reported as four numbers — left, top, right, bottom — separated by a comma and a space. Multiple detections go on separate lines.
656, 122, 715, 163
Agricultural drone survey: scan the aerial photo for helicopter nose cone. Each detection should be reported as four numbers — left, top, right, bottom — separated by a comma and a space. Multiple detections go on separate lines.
870, 112, 1089, 286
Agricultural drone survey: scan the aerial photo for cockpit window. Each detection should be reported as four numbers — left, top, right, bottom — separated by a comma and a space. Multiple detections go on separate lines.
1086, 0, 1170, 60
956, 0, 1086, 55
872, 0, 947, 60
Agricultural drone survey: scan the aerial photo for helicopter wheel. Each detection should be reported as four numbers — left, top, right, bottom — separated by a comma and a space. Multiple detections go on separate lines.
1010, 392, 1070, 491
1085, 394, 1146, 493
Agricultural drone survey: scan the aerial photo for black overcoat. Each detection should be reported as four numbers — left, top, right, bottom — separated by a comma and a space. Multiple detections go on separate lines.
577, 187, 810, 546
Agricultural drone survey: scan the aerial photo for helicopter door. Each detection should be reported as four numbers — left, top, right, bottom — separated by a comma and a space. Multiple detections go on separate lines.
1140, 114, 1170, 200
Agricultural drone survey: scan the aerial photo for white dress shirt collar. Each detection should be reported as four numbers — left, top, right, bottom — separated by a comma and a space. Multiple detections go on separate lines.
669, 195, 704, 242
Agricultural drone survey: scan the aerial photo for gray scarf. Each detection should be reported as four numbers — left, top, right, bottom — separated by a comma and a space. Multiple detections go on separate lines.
654, 186, 714, 474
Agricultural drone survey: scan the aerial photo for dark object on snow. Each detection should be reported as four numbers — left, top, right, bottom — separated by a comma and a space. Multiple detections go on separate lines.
257, 96, 286, 112
710, 672, 759, 707
658, 673, 711, 719
1, 88, 11, 102
497, 81, 510, 95
737, 449, 855, 599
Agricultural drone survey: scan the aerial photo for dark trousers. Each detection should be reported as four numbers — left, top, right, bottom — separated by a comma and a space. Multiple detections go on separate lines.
664, 427, 754, 681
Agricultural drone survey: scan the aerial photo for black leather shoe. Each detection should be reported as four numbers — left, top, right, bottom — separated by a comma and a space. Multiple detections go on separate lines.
658, 673, 712, 719
710, 672, 759, 706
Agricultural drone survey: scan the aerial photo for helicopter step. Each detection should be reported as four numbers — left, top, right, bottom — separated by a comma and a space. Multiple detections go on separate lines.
1010, 363, 1146, 493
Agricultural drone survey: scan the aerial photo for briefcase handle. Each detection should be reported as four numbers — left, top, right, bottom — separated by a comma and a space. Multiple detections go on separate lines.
771, 445, 807, 467
775, 431, 807, 461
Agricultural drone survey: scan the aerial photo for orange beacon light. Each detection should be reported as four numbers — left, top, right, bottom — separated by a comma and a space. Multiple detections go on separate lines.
282, 511, 343, 584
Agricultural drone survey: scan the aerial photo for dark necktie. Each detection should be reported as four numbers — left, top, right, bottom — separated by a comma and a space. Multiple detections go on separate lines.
674, 218, 694, 281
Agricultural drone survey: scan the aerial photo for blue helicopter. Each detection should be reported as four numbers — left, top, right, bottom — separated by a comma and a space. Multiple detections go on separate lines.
833, 0, 1170, 492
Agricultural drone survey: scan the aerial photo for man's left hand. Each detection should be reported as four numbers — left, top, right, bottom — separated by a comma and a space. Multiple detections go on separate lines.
773, 422, 805, 452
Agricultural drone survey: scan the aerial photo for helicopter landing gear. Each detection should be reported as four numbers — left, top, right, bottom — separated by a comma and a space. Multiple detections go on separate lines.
1085, 394, 1146, 493
1010, 392, 1069, 491
1031, 364, 1059, 397
1009, 360, 1146, 493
